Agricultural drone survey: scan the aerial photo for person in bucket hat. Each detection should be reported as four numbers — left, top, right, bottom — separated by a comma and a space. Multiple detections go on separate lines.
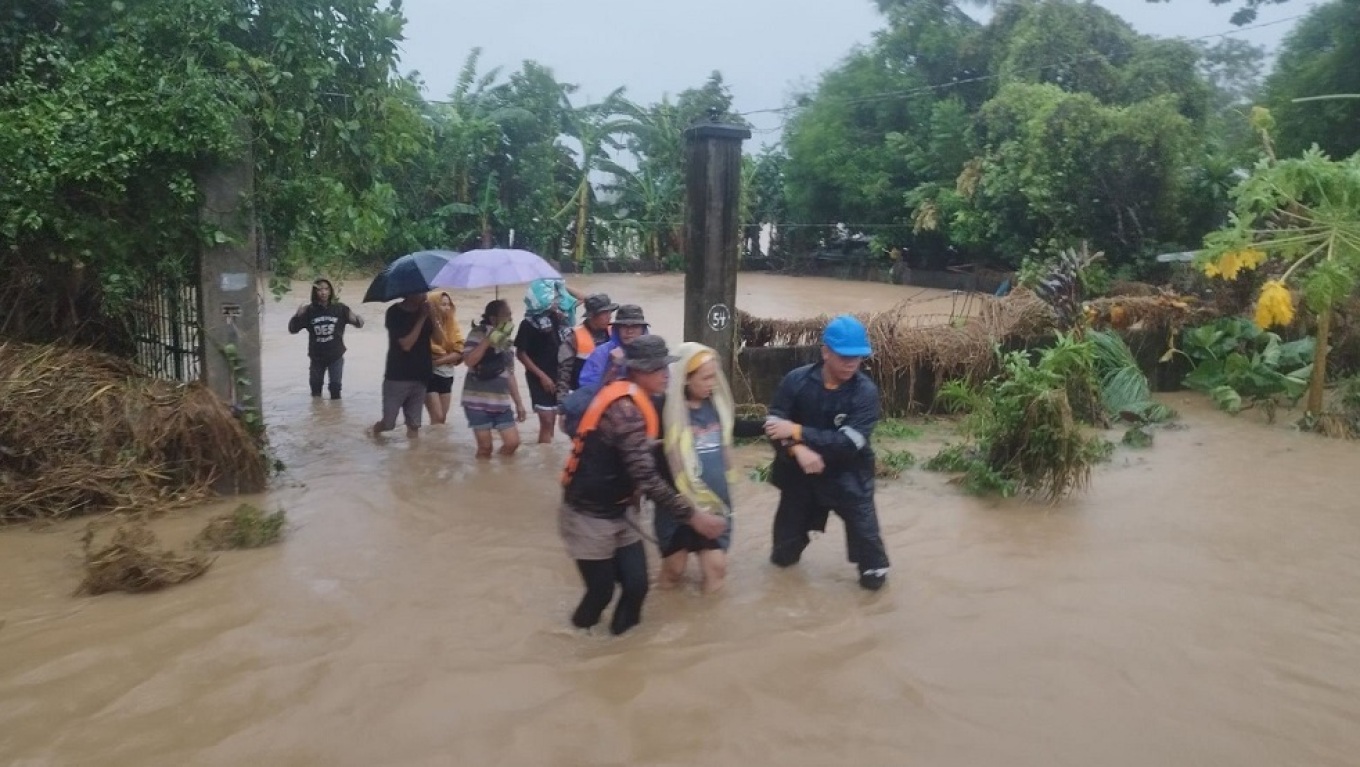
577, 303, 650, 390
558, 335, 727, 635
762, 315, 891, 591
556, 293, 617, 400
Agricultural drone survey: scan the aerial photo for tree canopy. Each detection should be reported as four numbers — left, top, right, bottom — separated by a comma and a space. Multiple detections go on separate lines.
1, 0, 1353, 347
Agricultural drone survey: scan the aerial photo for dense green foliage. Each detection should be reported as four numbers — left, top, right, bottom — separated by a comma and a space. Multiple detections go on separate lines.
1179, 317, 1315, 418
931, 333, 1114, 501
784, 0, 1236, 273
1262, 0, 1360, 162
1, 0, 425, 341
1, 0, 1353, 348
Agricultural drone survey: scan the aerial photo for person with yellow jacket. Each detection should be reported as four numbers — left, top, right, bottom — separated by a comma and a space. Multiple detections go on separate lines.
656, 343, 765, 594
425, 290, 465, 426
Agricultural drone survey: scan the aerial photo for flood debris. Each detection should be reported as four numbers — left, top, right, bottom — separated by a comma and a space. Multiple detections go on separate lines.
0, 341, 267, 523
78, 521, 212, 596
194, 504, 286, 550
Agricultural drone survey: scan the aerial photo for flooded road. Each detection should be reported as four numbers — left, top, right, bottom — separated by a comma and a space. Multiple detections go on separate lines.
3, 273, 1360, 766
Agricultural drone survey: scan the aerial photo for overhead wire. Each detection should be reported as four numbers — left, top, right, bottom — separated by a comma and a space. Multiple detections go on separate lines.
733, 14, 1299, 120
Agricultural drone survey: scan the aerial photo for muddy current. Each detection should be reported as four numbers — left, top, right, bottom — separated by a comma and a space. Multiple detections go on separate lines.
3, 273, 1359, 766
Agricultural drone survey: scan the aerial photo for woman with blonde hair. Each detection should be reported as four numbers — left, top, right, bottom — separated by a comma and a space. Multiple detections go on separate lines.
425, 290, 464, 425
657, 343, 764, 593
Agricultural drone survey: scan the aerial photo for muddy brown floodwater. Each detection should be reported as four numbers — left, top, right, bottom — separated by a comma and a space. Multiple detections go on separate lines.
3, 273, 1360, 766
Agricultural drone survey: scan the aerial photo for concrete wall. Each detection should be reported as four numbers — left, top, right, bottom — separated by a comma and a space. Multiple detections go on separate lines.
197, 139, 265, 493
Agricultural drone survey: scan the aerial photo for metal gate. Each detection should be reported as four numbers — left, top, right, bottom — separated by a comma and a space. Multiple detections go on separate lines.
127, 277, 203, 383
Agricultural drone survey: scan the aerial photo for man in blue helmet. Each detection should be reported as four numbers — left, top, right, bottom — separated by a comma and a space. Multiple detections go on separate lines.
763, 314, 890, 591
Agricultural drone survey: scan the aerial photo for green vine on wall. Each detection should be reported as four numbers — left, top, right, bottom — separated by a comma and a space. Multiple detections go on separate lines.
219, 341, 283, 475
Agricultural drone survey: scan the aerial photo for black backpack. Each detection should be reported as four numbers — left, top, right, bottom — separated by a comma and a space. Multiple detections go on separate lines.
470, 348, 508, 381
560, 383, 602, 438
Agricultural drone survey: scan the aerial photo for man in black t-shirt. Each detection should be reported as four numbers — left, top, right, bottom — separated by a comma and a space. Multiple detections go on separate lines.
371, 292, 442, 439
516, 302, 570, 443
287, 278, 363, 399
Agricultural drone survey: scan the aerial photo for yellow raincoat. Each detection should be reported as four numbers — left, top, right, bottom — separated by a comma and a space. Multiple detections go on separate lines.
662, 342, 739, 518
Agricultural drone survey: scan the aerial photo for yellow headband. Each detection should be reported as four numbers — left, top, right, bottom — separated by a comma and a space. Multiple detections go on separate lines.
686, 350, 715, 374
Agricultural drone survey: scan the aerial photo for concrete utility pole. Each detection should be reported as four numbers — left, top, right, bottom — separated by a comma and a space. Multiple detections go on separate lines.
683, 114, 750, 381
198, 132, 265, 493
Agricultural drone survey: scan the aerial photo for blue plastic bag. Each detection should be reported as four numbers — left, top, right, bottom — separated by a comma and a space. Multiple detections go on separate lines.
525, 279, 578, 323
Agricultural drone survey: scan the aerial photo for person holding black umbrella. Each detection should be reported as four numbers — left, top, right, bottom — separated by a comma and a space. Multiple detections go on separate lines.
371, 292, 444, 439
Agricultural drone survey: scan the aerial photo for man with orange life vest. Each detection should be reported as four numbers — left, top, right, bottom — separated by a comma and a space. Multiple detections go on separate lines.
556, 293, 616, 402
559, 335, 729, 635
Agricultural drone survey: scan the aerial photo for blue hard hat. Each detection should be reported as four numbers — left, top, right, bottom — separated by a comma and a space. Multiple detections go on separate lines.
823, 315, 872, 357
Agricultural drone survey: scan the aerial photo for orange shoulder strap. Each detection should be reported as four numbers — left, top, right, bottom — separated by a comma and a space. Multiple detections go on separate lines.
573, 325, 597, 357
560, 382, 660, 486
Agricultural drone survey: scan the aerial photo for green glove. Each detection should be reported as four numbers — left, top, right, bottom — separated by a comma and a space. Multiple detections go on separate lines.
487, 321, 514, 349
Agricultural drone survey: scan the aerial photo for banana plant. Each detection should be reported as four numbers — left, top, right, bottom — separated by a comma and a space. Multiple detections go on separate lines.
557, 89, 638, 264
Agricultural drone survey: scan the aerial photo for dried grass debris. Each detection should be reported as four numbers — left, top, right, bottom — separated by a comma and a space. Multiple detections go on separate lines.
78, 521, 212, 595
0, 341, 267, 522
737, 289, 1057, 414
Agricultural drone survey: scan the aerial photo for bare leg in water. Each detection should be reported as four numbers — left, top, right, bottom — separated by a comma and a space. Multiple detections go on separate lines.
535, 410, 556, 443
425, 392, 445, 425
698, 549, 728, 594
658, 549, 726, 593
473, 429, 494, 459
658, 551, 688, 590
496, 424, 521, 456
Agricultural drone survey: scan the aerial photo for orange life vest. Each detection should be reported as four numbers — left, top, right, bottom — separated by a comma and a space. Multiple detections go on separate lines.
573, 325, 598, 359
560, 381, 660, 490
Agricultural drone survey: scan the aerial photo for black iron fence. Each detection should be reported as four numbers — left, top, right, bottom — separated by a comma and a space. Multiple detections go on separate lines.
127, 277, 203, 383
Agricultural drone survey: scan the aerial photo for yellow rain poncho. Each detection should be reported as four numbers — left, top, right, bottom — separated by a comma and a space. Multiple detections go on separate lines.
662, 342, 739, 518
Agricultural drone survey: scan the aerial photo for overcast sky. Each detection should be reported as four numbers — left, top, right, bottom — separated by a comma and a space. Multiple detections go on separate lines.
396, 0, 1316, 140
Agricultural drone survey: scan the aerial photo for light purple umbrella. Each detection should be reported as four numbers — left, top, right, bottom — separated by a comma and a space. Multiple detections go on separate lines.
430, 248, 561, 296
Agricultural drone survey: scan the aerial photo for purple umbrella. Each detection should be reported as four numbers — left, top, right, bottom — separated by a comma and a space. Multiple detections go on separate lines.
430, 248, 561, 296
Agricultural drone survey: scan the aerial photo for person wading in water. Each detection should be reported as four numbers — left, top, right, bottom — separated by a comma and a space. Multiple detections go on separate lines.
372, 291, 441, 439
656, 343, 765, 594
462, 299, 528, 458
288, 278, 363, 399
558, 336, 728, 635
576, 304, 650, 389
516, 287, 571, 444
763, 315, 891, 591
556, 293, 616, 402
424, 290, 464, 426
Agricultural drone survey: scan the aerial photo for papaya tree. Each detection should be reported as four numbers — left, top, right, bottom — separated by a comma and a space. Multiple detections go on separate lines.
1197, 108, 1360, 415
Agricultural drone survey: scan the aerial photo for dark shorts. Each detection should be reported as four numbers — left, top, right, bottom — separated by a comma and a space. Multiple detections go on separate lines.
427, 373, 454, 394
655, 506, 731, 556
526, 375, 558, 411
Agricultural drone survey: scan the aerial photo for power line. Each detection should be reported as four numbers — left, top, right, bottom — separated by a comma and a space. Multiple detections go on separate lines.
603, 220, 922, 229
735, 14, 1301, 119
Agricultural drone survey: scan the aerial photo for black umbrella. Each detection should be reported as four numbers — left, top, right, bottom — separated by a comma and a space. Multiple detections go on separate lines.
362, 250, 456, 303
